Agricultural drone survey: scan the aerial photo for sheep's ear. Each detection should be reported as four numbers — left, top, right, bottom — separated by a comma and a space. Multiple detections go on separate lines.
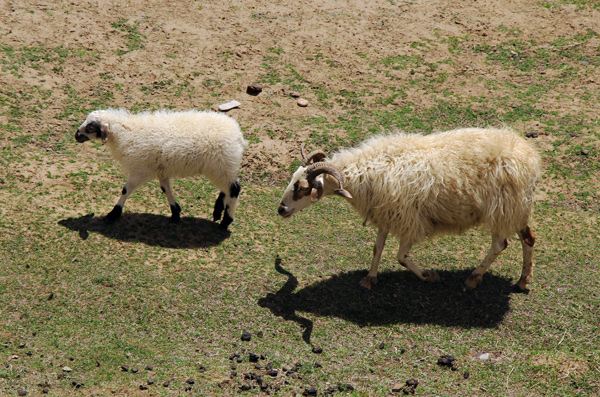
310, 187, 322, 202
99, 122, 110, 141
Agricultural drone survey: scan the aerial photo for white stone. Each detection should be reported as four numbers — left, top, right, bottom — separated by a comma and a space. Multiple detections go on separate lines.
218, 100, 241, 112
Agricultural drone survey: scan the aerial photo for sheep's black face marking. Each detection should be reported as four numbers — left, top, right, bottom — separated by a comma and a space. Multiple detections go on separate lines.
292, 180, 311, 201
75, 130, 89, 143
86, 121, 102, 138
229, 181, 241, 198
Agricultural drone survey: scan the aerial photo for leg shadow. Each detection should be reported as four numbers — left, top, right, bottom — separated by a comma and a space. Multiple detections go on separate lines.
58, 213, 229, 248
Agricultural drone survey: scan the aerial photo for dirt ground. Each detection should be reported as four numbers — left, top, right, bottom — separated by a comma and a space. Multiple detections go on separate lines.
1, 0, 598, 181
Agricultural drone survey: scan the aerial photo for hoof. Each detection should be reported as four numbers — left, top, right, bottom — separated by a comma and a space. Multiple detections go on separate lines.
104, 205, 122, 224
512, 281, 530, 294
359, 275, 377, 290
465, 273, 483, 289
423, 270, 440, 283
170, 214, 181, 223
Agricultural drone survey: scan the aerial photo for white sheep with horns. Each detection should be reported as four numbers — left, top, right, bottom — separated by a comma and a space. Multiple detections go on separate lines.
278, 128, 541, 292
75, 108, 247, 229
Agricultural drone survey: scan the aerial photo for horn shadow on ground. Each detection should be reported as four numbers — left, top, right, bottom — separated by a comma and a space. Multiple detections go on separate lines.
258, 259, 516, 345
58, 213, 229, 248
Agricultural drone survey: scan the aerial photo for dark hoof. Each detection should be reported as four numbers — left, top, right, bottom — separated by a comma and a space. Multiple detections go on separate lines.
170, 203, 181, 223
511, 284, 530, 294
104, 205, 123, 223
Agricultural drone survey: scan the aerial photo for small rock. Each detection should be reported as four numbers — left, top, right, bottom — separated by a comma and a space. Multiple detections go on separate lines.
580, 149, 589, 156
437, 355, 455, 368
18, 342, 26, 349
338, 383, 354, 392
249, 352, 259, 363
303, 386, 318, 396
185, 378, 195, 385
478, 353, 490, 361
525, 131, 539, 138
246, 84, 263, 96
17, 388, 27, 396
267, 369, 278, 377
139, 384, 148, 391
218, 100, 241, 112
290, 91, 301, 98
147, 378, 155, 385
62, 366, 72, 372
144, 365, 154, 371
311, 346, 323, 354
241, 330, 252, 342
120, 365, 129, 372
10, 355, 19, 360
131, 367, 139, 373
297, 98, 309, 107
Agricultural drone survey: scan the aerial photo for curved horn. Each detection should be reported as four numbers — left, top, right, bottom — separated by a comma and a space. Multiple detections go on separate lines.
300, 144, 327, 165
306, 162, 352, 199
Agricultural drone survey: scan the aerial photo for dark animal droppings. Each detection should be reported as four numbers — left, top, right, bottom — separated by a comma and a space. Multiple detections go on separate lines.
437, 355, 456, 368
303, 386, 318, 396
249, 353, 259, 363
311, 346, 323, 354
241, 330, 251, 341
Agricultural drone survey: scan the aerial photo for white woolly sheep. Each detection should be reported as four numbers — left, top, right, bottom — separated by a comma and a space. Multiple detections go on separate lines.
75, 108, 247, 229
278, 128, 541, 292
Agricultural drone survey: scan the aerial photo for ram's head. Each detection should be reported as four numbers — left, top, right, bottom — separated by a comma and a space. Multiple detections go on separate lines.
277, 146, 352, 218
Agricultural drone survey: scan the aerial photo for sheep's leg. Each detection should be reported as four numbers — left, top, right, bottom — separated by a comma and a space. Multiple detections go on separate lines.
514, 226, 535, 293
212, 192, 226, 222
397, 241, 440, 282
359, 229, 388, 290
220, 180, 241, 230
159, 178, 181, 223
465, 234, 508, 289
105, 177, 143, 223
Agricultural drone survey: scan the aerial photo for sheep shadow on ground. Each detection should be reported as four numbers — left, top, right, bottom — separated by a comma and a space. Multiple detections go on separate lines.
58, 213, 229, 248
258, 259, 516, 345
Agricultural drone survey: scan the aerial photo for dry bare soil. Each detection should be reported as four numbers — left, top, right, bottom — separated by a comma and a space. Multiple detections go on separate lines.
1, 1, 599, 396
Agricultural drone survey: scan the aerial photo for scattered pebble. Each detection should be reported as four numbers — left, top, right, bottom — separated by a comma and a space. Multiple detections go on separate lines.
303, 386, 318, 396
297, 98, 309, 107
580, 149, 589, 156
241, 330, 252, 342
246, 84, 263, 96
525, 131, 539, 138
185, 378, 195, 385
478, 353, 490, 361
120, 365, 129, 372
218, 100, 241, 112
437, 355, 455, 368
17, 388, 27, 396
62, 366, 72, 372
290, 91, 301, 98
311, 346, 323, 354
131, 367, 139, 373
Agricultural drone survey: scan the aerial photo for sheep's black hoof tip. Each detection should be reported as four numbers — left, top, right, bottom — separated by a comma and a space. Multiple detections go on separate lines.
170, 203, 181, 223
104, 205, 122, 224
511, 284, 530, 294
220, 213, 233, 231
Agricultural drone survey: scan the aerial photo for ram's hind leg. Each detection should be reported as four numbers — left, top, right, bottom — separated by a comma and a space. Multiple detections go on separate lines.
514, 226, 535, 293
397, 241, 439, 282
465, 234, 508, 289
220, 180, 241, 230
159, 178, 181, 223
105, 175, 145, 223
